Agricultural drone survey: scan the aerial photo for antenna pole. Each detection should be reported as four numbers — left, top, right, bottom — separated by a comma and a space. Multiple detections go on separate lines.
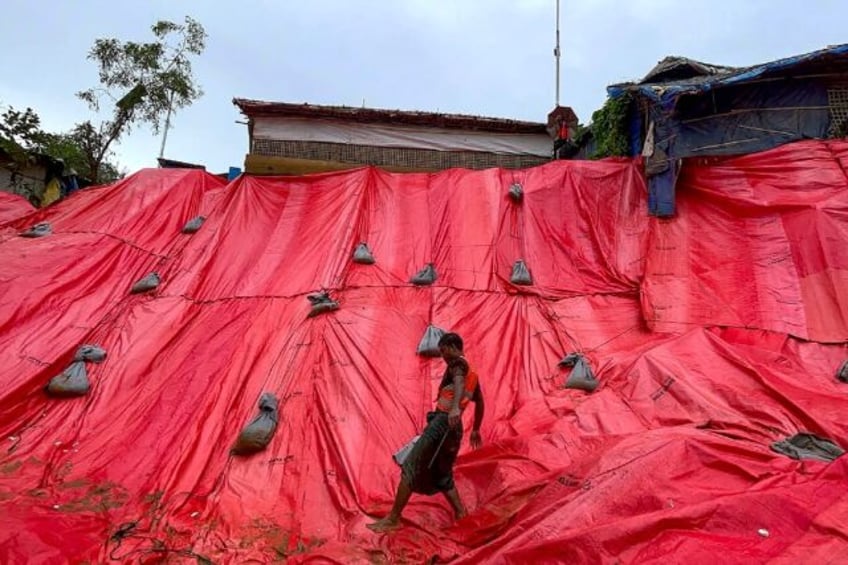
555, 0, 561, 107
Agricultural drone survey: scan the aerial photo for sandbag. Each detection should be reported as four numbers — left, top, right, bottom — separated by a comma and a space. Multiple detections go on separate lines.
232, 393, 280, 455
74, 344, 107, 363
181, 215, 206, 234
46, 361, 90, 397
410, 263, 437, 286
20, 222, 52, 238
559, 353, 599, 392
417, 324, 446, 357
510, 260, 533, 285
837, 360, 848, 383
770, 433, 844, 462
393, 435, 421, 466
508, 183, 524, 203
307, 291, 339, 317
130, 272, 161, 294
352, 242, 375, 265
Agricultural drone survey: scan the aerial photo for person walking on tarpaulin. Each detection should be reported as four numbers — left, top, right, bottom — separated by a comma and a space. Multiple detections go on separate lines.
367, 332, 485, 532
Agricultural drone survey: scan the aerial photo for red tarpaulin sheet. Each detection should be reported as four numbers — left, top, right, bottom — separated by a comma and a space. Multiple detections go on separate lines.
0, 191, 35, 226
0, 141, 846, 563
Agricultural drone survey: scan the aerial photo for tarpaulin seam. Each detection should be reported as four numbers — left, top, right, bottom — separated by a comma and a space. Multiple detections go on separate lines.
164, 287, 642, 305
20, 230, 172, 260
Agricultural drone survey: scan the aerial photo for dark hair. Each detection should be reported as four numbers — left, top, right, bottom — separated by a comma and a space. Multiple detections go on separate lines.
438, 332, 463, 351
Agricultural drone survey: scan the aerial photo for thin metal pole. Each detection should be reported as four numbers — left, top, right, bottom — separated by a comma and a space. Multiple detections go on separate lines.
555, 0, 561, 107
158, 91, 175, 160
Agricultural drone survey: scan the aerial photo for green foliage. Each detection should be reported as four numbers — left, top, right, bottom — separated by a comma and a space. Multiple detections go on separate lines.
0, 106, 48, 149
590, 94, 632, 159
76, 16, 207, 180
78, 16, 207, 134
0, 106, 49, 164
43, 128, 122, 183
2, 18, 205, 185
0, 104, 121, 183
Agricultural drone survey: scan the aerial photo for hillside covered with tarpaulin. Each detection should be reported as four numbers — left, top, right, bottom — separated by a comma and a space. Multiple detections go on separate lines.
0, 142, 847, 563
0, 192, 35, 226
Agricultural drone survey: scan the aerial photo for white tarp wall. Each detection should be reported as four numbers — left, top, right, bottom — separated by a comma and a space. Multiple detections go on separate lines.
253, 117, 552, 157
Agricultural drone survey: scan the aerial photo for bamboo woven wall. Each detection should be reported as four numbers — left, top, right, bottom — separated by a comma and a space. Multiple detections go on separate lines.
252, 139, 550, 170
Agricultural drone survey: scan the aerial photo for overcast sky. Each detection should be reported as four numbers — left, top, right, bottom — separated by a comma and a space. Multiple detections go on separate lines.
1, 0, 845, 174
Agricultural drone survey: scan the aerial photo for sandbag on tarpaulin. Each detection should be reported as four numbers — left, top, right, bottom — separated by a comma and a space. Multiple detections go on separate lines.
770, 433, 845, 462
181, 215, 206, 234
232, 393, 279, 455
45, 344, 107, 397
410, 263, 437, 286
558, 353, 599, 392
352, 242, 375, 264
19, 222, 51, 238
307, 291, 339, 317
130, 272, 160, 294
510, 259, 533, 285
508, 183, 524, 203
73, 344, 107, 363
45, 361, 90, 397
416, 324, 446, 357
837, 360, 848, 383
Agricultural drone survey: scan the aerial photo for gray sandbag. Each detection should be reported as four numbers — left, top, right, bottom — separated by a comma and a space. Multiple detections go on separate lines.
46, 361, 90, 397
770, 432, 844, 463
510, 260, 533, 286
837, 360, 848, 383
352, 242, 375, 265
417, 325, 446, 357
559, 353, 599, 392
508, 183, 523, 203
73, 344, 107, 363
181, 215, 206, 234
232, 393, 279, 455
307, 291, 339, 318
130, 272, 161, 294
410, 263, 437, 286
20, 222, 52, 238
393, 435, 421, 466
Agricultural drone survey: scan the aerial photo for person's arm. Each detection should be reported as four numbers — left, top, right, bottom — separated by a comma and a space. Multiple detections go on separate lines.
470, 383, 484, 449
448, 363, 465, 428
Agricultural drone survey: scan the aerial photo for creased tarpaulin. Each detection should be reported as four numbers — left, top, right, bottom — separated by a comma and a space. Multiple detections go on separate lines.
0, 144, 846, 564
643, 140, 848, 342
0, 191, 35, 226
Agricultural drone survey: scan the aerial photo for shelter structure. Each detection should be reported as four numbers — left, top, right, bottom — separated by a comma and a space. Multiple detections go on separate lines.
233, 99, 554, 175
607, 43, 848, 216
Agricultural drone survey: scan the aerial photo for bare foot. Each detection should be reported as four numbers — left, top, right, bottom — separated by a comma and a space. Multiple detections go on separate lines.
366, 517, 402, 532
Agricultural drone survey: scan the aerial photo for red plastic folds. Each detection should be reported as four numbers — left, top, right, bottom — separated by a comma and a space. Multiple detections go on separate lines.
643, 140, 848, 342
0, 191, 34, 226
0, 144, 846, 563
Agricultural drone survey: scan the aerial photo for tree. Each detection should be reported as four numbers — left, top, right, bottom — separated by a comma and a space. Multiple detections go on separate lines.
0, 106, 50, 161
0, 104, 122, 183
45, 127, 123, 183
75, 16, 207, 181
590, 94, 632, 159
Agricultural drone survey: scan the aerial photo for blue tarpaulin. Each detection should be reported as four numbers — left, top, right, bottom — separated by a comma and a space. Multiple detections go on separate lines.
608, 43, 848, 217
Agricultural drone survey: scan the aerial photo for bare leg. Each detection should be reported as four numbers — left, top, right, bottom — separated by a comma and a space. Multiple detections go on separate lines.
442, 487, 466, 520
367, 480, 412, 532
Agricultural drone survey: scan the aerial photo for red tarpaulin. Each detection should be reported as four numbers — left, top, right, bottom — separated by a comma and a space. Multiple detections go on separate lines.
0, 141, 846, 563
0, 191, 35, 226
